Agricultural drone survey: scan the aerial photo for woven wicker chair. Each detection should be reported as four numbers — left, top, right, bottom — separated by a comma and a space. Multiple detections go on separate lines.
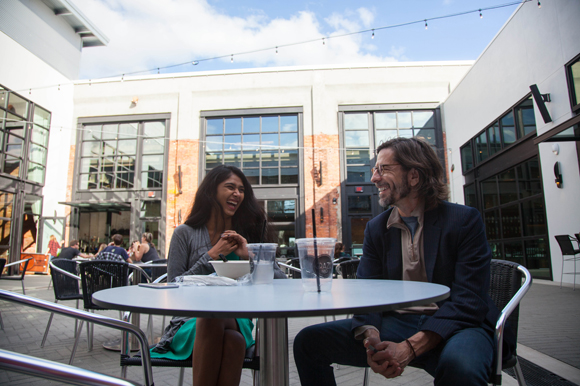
554, 235, 580, 290
337, 259, 360, 279
0, 257, 34, 294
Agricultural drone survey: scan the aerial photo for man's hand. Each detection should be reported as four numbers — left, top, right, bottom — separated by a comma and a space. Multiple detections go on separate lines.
364, 340, 414, 379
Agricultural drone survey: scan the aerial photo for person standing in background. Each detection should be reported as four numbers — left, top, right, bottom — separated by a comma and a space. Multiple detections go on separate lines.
45, 235, 62, 260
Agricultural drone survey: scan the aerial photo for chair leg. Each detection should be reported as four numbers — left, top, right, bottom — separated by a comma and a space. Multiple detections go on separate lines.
47, 277, 52, 290
513, 359, 526, 386
70, 320, 84, 365
21, 280, 25, 295
561, 258, 565, 289
178, 367, 184, 386
363, 367, 370, 386
0, 311, 3, 330
41, 313, 55, 348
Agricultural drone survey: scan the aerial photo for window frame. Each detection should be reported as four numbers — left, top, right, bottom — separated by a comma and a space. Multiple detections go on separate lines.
565, 52, 580, 114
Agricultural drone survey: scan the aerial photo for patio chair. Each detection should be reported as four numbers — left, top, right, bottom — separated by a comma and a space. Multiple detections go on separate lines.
0, 288, 152, 386
0, 258, 5, 330
555, 235, 580, 290
0, 257, 34, 294
337, 259, 360, 279
40, 259, 84, 348
150, 259, 168, 282
362, 259, 532, 386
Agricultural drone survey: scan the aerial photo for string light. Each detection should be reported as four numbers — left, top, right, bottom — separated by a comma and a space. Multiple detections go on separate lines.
322, 38, 325, 45
157, 68, 160, 74
480, 9, 483, 18
58, 84, 60, 91
230, 54, 234, 63
371, 29, 375, 39
29, 89, 31, 95
276, 46, 278, 54
121, 74, 124, 82
192, 61, 199, 65
425, 20, 428, 30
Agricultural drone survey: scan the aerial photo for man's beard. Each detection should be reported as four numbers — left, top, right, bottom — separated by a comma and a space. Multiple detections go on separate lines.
378, 173, 411, 208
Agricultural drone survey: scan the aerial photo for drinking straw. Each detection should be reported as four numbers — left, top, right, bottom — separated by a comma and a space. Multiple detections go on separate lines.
260, 219, 267, 243
311, 208, 321, 292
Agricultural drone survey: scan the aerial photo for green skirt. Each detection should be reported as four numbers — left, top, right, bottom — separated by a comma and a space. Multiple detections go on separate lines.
150, 318, 255, 360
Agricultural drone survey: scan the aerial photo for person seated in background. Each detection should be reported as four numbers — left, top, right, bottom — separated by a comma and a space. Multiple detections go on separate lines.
98, 234, 132, 263
94, 243, 108, 258
58, 240, 91, 260
132, 232, 160, 263
127, 240, 139, 260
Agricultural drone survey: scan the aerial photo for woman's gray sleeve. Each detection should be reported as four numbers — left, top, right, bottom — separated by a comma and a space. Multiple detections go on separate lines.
181, 251, 214, 276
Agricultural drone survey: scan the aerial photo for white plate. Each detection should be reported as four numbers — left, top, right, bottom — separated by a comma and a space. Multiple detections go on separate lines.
209, 260, 250, 279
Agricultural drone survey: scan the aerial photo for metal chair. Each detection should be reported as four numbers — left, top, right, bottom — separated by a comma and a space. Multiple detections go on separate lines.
41, 259, 84, 348
150, 259, 168, 282
0, 288, 152, 386
0, 257, 34, 294
554, 235, 580, 290
0, 258, 5, 330
337, 259, 360, 279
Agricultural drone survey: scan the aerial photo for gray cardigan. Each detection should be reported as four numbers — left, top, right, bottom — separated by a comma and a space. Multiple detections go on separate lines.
167, 224, 216, 282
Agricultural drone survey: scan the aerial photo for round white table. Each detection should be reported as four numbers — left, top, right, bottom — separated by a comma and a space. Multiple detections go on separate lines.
93, 279, 449, 385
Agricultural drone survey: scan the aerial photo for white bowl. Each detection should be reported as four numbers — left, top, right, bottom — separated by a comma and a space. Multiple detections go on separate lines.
209, 260, 250, 279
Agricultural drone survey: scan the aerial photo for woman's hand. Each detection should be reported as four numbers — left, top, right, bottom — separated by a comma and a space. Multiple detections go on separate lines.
221, 231, 249, 259
208, 233, 239, 260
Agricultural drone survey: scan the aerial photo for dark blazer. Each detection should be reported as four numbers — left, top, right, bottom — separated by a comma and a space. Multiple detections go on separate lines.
352, 201, 515, 357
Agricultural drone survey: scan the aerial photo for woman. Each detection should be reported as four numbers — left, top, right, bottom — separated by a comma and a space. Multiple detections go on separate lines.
45, 235, 62, 260
151, 165, 275, 386
133, 233, 160, 263
95, 243, 108, 258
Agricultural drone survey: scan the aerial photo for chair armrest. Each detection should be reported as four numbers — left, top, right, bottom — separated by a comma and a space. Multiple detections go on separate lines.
278, 262, 302, 273
128, 264, 152, 284
153, 273, 167, 283
0, 348, 142, 386
0, 289, 153, 386
49, 261, 81, 281
494, 264, 533, 377
5, 257, 34, 268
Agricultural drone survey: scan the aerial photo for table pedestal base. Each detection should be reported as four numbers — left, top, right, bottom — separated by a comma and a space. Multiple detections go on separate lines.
259, 317, 289, 386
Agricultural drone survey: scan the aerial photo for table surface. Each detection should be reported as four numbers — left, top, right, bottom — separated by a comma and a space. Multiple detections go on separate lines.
93, 279, 449, 319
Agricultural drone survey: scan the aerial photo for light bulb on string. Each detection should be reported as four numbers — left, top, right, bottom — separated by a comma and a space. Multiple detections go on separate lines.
479, 9, 483, 18
424, 20, 428, 30
121, 74, 124, 82
29, 89, 31, 95
276, 46, 278, 54
231, 55, 234, 63
322, 38, 325, 45
157, 68, 160, 74
371, 29, 375, 39
58, 84, 60, 91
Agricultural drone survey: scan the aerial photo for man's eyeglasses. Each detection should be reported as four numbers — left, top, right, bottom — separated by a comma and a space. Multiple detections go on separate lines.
371, 164, 400, 176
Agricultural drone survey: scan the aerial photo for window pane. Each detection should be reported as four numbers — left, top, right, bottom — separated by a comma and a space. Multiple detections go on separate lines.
206, 152, 223, 168
101, 124, 117, 140
82, 141, 101, 157
347, 166, 370, 183
243, 134, 260, 151
29, 144, 47, 164
4, 156, 20, 176
261, 150, 278, 167
464, 184, 476, 208
481, 178, 498, 209
375, 113, 397, 129
375, 129, 397, 145
5, 135, 23, 157
27, 163, 45, 184
101, 157, 114, 173
223, 152, 241, 167
476, 131, 488, 163
345, 113, 368, 130
80, 158, 99, 173
498, 168, 517, 204
525, 238, 550, 279
118, 139, 138, 155
412, 111, 434, 128
6, 114, 25, 136
262, 168, 278, 184
515, 97, 536, 137
116, 156, 135, 188
504, 241, 524, 265
33, 106, 51, 127
280, 150, 298, 166
521, 198, 546, 236
350, 217, 370, 245
280, 115, 297, 132
141, 155, 164, 188
346, 149, 370, 165
0, 221, 11, 245
0, 192, 14, 218
84, 125, 101, 140
348, 196, 372, 213
7, 93, 28, 117
244, 168, 259, 184
119, 123, 138, 139
0, 88, 6, 109
144, 121, 165, 137
489, 242, 502, 259
281, 167, 298, 184
518, 158, 542, 199
224, 118, 241, 134
99, 172, 114, 189
207, 118, 223, 135
140, 201, 161, 217
345, 131, 369, 147
501, 204, 521, 238
487, 123, 501, 155
31, 125, 49, 147
484, 209, 500, 240
280, 133, 297, 148
206, 135, 223, 152
571, 60, 580, 107
224, 135, 241, 151
243, 117, 260, 133
103, 140, 116, 156
243, 151, 260, 167
399, 129, 413, 138
398, 112, 412, 128
79, 173, 98, 190
262, 116, 278, 132
461, 143, 473, 171
261, 133, 279, 149
501, 112, 516, 145
415, 128, 435, 145
267, 200, 295, 221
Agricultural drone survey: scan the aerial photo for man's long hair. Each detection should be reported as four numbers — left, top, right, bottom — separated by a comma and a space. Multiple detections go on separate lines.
376, 137, 448, 210
184, 165, 274, 243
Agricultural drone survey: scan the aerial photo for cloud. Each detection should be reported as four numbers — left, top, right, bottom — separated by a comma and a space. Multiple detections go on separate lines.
75, 0, 395, 79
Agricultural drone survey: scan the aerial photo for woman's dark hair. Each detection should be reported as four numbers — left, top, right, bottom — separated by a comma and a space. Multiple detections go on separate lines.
184, 165, 274, 243
376, 137, 448, 210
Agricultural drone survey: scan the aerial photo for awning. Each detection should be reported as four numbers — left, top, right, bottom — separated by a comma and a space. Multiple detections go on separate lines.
58, 201, 131, 213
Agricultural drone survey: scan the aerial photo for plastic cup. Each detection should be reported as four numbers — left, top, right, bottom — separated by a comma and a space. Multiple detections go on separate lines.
247, 243, 278, 285
295, 238, 336, 292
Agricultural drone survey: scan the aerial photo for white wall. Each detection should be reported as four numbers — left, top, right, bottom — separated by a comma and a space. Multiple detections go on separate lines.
443, 0, 580, 283
0, 32, 75, 219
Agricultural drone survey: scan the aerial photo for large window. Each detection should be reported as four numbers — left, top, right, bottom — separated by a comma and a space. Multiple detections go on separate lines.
204, 114, 299, 185
78, 120, 166, 190
0, 192, 13, 259
461, 96, 536, 173
27, 106, 51, 184
566, 53, 580, 113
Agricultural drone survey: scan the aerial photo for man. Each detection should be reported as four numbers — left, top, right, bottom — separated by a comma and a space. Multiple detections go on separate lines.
98, 234, 132, 263
294, 137, 515, 386
58, 240, 91, 260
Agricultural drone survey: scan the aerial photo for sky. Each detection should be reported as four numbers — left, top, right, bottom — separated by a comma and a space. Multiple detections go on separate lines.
74, 0, 528, 80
